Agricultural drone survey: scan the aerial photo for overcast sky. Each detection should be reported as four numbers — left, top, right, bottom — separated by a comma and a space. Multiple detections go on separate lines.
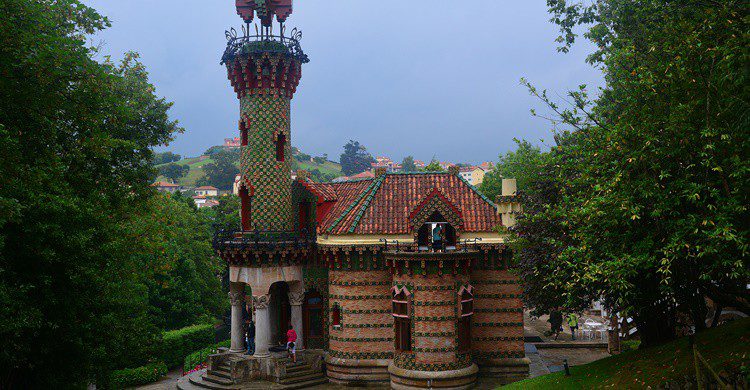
85, 1, 602, 164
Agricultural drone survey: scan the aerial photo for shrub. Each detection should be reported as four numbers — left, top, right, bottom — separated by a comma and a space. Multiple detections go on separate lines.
161, 323, 215, 368
621, 340, 641, 352
183, 340, 231, 373
109, 362, 167, 389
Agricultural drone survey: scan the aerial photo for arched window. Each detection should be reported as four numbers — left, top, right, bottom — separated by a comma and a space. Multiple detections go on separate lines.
331, 303, 341, 329
239, 185, 251, 231
458, 287, 473, 352
275, 133, 286, 162
392, 290, 411, 351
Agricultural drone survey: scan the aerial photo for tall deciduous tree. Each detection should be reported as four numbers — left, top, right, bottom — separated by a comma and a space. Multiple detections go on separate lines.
198, 149, 240, 190
480, 140, 544, 201
339, 140, 375, 176
514, 0, 749, 346
0, 0, 182, 386
159, 162, 190, 182
401, 156, 417, 172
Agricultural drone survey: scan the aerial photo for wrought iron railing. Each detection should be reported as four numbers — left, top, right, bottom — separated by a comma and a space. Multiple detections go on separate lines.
212, 224, 315, 252
221, 24, 309, 64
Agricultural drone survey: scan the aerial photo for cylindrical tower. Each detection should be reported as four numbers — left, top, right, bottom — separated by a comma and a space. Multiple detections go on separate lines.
222, 7, 308, 232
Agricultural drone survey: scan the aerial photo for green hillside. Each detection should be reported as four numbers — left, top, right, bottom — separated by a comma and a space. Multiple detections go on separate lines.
504, 318, 750, 389
155, 147, 343, 188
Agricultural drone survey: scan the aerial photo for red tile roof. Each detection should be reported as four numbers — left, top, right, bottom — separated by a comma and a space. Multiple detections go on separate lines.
195, 186, 219, 190
299, 180, 338, 202
306, 173, 500, 235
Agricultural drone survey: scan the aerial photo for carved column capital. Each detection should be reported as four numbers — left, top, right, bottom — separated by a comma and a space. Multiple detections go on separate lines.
288, 291, 305, 306
229, 291, 245, 306
252, 294, 271, 310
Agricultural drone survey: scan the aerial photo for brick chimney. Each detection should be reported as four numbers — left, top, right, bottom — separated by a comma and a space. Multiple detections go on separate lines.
496, 179, 522, 228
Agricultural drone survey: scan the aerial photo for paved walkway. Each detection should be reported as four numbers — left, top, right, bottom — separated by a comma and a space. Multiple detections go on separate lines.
134, 369, 181, 390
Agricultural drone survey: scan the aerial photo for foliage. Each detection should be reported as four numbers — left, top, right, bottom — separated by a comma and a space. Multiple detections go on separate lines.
198, 149, 240, 190
0, 0, 183, 387
421, 159, 445, 172
108, 362, 167, 389
127, 194, 225, 331
479, 139, 544, 201
513, 0, 749, 346
313, 154, 328, 164
154, 151, 182, 165
401, 156, 417, 173
202, 195, 241, 231
294, 151, 311, 162
159, 163, 190, 182
504, 318, 750, 389
161, 324, 216, 369
183, 340, 231, 373
339, 140, 375, 176
308, 168, 337, 182
204, 145, 232, 156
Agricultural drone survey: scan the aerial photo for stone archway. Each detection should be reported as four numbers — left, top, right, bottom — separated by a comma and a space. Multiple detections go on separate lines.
228, 265, 305, 358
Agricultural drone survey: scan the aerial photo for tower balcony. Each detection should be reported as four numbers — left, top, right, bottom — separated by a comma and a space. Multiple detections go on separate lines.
212, 227, 316, 267
221, 28, 309, 65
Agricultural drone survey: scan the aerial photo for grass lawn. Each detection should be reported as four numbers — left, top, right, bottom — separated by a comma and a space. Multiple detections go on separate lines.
297, 160, 343, 178
504, 318, 749, 389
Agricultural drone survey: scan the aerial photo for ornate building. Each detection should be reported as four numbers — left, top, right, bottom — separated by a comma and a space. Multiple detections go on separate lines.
187, 1, 529, 389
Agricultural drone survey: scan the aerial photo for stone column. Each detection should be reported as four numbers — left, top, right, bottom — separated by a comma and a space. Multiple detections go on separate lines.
252, 294, 272, 358
289, 291, 305, 351
229, 282, 246, 353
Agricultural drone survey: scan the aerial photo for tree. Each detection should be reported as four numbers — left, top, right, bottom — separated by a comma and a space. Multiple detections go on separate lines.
198, 149, 239, 190
401, 156, 417, 172
154, 151, 181, 165
0, 0, 182, 387
422, 159, 445, 172
514, 0, 749, 347
128, 194, 224, 330
480, 140, 544, 201
159, 163, 190, 182
339, 140, 375, 176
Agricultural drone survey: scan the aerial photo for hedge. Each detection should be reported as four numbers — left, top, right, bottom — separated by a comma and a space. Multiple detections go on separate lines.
161, 323, 215, 368
109, 362, 167, 389
183, 339, 231, 373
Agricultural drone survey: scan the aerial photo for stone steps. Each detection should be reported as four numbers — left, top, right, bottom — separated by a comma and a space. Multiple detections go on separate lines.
177, 370, 328, 390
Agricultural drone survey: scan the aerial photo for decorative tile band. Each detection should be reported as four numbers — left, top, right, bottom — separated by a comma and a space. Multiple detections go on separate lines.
343, 323, 393, 328
412, 346, 457, 353
393, 353, 473, 372
473, 308, 524, 313
471, 279, 519, 285
414, 300, 455, 306
329, 281, 391, 286
415, 285, 455, 291
472, 336, 524, 341
329, 335, 393, 342
415, 332, 455, 337
473, 322, 524, 327
472, 351, 525, 359
342, 309, 391, 314
328, 350, 394, 360
414, 316, 456, 321
330, 294, 391, 300
474, 294, 523, 299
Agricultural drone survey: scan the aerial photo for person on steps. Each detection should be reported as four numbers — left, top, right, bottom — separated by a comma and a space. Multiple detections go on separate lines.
286, 324, 297, 363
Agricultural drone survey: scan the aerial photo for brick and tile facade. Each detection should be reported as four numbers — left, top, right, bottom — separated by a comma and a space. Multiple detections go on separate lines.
216, 2, 527, 388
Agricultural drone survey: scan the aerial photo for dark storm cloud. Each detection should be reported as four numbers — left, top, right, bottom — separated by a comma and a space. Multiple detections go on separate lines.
86, 1, 602, 163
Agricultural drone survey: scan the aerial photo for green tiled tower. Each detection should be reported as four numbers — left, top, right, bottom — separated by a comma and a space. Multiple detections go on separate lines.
224, 37, 308, 232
